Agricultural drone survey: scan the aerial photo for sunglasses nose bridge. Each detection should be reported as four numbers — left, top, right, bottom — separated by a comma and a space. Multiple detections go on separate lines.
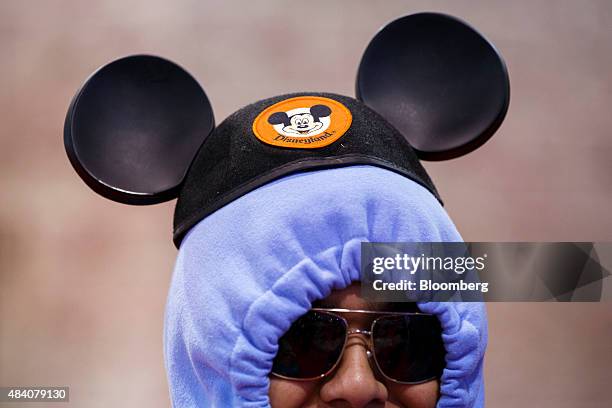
346, 328, 372, 336
345, 329, 374, 355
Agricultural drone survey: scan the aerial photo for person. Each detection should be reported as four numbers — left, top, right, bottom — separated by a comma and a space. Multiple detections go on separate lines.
163, 165, 487, 407
62, 14, 503, 407
268, 282, 443, 407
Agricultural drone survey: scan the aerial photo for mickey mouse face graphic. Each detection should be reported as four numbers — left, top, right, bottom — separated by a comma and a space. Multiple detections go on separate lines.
268, 104, 332, 137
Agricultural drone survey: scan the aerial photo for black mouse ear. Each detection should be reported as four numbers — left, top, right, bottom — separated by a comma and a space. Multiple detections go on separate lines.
268, 112, 290, 126
356, 13, 510, 161
64, 55, 215, 204
310, 104, 332, 120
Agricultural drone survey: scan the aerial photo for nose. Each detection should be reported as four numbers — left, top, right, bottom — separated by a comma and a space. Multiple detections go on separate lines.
319, 335, 388, 407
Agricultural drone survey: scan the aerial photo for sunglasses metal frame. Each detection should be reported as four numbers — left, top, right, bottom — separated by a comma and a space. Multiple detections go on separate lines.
271, 307, 444, 385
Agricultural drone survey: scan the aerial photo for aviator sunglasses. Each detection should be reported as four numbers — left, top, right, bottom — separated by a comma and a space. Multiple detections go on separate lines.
272, 308, 446, 384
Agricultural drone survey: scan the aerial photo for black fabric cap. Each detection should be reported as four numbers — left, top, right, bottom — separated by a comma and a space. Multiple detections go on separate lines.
173, 92, 441, 248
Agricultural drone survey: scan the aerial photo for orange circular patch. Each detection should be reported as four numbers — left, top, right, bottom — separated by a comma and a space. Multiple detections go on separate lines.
252, 96, 352, 149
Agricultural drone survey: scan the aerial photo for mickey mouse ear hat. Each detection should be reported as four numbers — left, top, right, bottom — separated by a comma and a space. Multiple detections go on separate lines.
64, 13, 509, 246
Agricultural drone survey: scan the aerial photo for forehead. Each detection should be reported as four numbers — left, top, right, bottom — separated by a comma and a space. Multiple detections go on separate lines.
285, 107, 311, 116
312, 282, 419, 313
290, 113, 312, 121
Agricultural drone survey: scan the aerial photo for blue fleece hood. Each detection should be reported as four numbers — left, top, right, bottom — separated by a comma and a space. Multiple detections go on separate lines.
164, 165, 488, 407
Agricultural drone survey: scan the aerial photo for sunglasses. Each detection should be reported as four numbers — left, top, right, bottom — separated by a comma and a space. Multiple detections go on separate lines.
272, 308, 446, 384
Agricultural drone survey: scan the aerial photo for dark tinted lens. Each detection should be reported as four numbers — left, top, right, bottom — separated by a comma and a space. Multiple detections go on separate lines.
372, 315, 445, 383
272, 311, 347, 379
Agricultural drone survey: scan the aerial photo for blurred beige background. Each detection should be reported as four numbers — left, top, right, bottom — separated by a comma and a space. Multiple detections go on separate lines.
1, 0, 611, 407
